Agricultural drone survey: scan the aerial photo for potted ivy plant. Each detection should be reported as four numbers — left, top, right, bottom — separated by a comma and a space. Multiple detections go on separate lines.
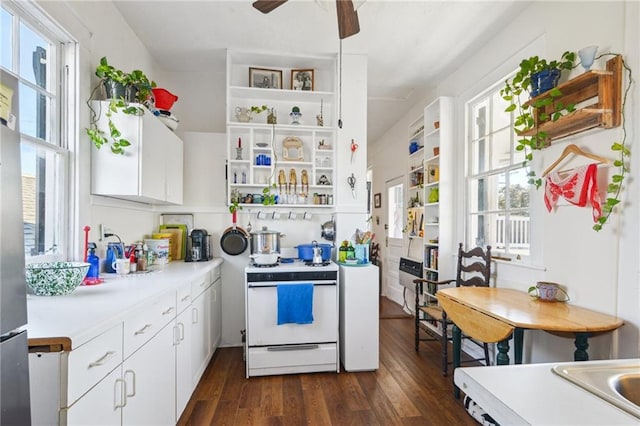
500, 51, 576, 187
94, 56, 127, 99
125, 69, 156, 105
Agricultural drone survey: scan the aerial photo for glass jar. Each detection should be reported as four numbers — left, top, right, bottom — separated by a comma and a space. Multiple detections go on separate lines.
339, 245, 348, 263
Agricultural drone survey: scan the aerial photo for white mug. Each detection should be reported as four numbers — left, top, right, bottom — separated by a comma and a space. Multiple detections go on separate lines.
113, 258, 130, 275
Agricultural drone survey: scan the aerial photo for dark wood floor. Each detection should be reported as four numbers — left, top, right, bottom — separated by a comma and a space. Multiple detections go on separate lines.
178, 298, 477, 425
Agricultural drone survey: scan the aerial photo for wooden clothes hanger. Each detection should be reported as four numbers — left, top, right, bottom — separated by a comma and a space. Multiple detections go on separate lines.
542, 144, 610, 177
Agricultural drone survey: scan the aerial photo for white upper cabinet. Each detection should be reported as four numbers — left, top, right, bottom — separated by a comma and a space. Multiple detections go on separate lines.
90, 101, 184, 205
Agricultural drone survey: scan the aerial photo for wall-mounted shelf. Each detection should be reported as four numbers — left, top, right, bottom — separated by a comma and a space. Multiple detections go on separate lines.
520, 55, 622, 142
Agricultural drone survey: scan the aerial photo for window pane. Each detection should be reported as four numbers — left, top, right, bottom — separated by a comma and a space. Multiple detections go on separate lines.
1, 8, 12, 69
388, 184, 403, 239
491, 90, 511, 131
469, 173, 504, 213
469, 212, 530, 256
490, 128, 512, 169
472, 99, 488, 140
19, 82, 51, 142
506, 169, 530, 209
19, 22, 49, 90
21, 143, 61, 257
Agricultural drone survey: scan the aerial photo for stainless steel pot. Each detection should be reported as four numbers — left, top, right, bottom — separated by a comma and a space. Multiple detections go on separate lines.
250, 226, 282, 255
320, 218, 335, 242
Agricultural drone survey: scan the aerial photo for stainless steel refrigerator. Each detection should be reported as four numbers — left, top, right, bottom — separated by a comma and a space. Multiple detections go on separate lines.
1, 69, 31, 425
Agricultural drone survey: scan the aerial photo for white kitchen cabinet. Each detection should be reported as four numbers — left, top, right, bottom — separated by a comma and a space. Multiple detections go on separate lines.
64, 366, 123, 426
122, 321, 175, 426
226, 50, 336, 208
190, 284, 212, 386
90, 100, 184, 205
339, 264, 379, 371
28, 263, 223, 426
210, 276, 222, 353
174, 303, 193, 421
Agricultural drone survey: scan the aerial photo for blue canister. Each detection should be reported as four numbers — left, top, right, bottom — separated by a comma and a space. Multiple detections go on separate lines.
409, 140, 419, 154
105, 242, 124, 273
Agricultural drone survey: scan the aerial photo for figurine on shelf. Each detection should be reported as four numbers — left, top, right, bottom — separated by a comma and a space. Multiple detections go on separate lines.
316, 99, 324, 127
278, 169, 287, 194
289, 168, 297, 194
290, 106, 302, 125
301, 170, 309, 194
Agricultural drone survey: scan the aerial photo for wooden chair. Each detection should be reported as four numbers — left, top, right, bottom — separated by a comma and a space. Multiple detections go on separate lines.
413, 243, 492, 376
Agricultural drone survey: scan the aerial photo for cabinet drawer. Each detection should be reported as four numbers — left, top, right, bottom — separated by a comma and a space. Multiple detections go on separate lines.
123, 291, 176, 358
190, 273, 211, 299
67, 324, 123, 406
177, 282, 191, 314
247, 343, 337, 376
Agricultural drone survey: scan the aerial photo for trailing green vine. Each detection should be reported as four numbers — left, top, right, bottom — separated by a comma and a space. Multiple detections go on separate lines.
593, 53, 632, 231
86, 98, 143, 155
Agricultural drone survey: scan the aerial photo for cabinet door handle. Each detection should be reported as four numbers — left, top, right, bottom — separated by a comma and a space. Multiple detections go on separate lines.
134, 324, 152, 335
162, 306, 175, 316
88, 351, 116, 368
173, 324, 180, 346
124, 369, 136, 398
178, 322, 185, 341
181, 295, 190, 302
213, 289, 217, 302
114, 378, 126, 408
192, 307, 199, 324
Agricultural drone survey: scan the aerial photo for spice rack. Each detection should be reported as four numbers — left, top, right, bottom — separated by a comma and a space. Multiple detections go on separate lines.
520, 55, 622, 142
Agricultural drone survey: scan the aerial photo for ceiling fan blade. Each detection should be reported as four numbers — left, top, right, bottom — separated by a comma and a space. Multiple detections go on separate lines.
252, 0, 288, 14
336, 0, 360, 39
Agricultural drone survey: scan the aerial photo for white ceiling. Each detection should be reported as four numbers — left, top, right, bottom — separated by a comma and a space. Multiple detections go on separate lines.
113, 0, 529, 142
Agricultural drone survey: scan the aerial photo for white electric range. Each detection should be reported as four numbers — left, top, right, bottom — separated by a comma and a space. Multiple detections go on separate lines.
244, 260, 339, 378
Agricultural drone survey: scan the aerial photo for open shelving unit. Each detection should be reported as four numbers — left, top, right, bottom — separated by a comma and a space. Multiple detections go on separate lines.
520, 55, 622, 143
226, 50, 337, 208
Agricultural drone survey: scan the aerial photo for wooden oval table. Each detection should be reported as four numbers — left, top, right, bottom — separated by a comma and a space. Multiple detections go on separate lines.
437, 287, 624, 369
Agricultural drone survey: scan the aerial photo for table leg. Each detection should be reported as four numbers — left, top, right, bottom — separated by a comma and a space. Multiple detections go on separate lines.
513, 328, 524, 364
496, 338, 510, 365
453, 324, 461, 399
574, 332, 590, 361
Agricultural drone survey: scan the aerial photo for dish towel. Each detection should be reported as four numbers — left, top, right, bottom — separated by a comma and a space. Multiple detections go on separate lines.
277, 283, 314, 325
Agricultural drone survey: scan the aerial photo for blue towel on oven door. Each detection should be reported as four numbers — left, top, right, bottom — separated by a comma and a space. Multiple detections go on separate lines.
277, 283, 314, 325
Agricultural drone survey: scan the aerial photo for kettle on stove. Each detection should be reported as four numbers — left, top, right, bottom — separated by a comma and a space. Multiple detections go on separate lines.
312, 241, 323, 265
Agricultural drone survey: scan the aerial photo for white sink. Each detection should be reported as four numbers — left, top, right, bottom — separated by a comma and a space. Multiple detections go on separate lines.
552, 359, 640, 419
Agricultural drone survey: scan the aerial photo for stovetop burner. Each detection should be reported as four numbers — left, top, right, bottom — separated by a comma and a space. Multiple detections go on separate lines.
249, 262, 279, 268
304, 260, 331, 267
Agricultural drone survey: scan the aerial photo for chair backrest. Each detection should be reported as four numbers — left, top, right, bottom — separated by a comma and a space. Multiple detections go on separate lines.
454, 243, 492, 288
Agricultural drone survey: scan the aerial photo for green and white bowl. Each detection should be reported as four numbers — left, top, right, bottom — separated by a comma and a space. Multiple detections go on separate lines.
25, 262, 90, 296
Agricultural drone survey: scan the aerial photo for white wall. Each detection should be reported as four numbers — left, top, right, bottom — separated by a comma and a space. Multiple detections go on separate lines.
370, 1, 639, 361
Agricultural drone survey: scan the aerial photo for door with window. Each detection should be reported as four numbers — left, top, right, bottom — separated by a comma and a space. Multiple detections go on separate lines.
383, 176, 404, 299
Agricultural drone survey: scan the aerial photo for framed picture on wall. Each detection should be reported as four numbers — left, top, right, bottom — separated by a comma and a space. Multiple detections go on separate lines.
291, 69, 314, 91
374, 192, 381, 208
249, 67, 282, 89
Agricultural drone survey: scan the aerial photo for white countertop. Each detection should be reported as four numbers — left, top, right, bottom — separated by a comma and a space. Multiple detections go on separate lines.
454, 359, 640, 425
26, 259, 223, 349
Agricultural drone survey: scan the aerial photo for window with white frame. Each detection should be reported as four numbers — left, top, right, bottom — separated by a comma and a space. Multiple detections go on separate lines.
466, 81, 531, 259
2, 2, 75, 259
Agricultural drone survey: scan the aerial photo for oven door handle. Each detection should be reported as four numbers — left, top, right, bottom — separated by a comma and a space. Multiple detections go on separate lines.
248, 281, 336, 288
267, 344, 319, 351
